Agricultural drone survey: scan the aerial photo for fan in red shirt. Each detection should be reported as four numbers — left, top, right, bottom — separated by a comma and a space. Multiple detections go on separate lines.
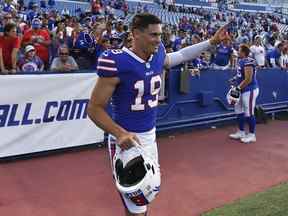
0, 23, 21, 74
22, 18, 51, 68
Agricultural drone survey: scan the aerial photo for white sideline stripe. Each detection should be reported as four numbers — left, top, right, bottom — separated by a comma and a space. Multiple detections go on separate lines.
97, 66, 117, 71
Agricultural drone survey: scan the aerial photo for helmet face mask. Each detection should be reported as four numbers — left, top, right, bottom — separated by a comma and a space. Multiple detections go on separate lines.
113, 147, 161, 206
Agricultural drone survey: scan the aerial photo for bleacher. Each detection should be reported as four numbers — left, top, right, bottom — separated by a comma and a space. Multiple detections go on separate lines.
147, 7, 200, 25
277, 23, 288, 33
234, 4, 267, 12
175, 0, 214, 8
125, 1, 202, 25
21, 0, 288, 31
24, 0, 90, 16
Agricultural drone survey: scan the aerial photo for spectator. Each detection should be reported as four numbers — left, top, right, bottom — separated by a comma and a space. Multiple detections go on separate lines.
112, 19, 125, 35
50, 45, 79, 72
189, 35, 209, 70
0, 13, 14, 36
69, 22, 81, 58
212, 37, 234, 69
250, 35, 265, 68
110, 33, 123, 49
236, 29, 249, 45
172, 28, 187, 51
51, 20, 69, 59
17, 45, 44, 72
0, 23, 21, 74
279, 46, 288, 69
122, 31, 133, 48
102, 21, 113, 39
22, 18, 51, 68
91, 0, 102, 15
122, 1, 128, 17
27, 3, 40, 22
266, 41, 284, 68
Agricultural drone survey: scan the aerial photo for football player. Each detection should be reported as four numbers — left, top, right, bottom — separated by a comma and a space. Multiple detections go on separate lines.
88, 13, 228, 216
229, 44, 259, 143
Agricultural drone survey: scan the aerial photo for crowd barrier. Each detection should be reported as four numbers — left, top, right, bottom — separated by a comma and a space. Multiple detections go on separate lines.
0, 72, 104, 158
0, 69, 287, 158
157, 68, 288, 131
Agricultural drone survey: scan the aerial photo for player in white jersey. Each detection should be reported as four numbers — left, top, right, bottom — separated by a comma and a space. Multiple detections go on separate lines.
88, 13, 228, 216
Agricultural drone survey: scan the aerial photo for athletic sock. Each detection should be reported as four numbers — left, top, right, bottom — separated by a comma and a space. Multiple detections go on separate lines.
246, 116, 256, 134
237, 113, 245, 131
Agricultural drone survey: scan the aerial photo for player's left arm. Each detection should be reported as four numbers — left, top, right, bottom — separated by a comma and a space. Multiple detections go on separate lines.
238, 65, 253, 90
164, 23, 229, 68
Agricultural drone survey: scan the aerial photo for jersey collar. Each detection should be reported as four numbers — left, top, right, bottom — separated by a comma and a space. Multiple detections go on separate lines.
122, 47, 153, 63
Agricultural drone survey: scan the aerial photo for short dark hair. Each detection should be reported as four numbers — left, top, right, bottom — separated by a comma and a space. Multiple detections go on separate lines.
131, 13, 161, 32
240, 44, 250, 57
4, 23, 17, 36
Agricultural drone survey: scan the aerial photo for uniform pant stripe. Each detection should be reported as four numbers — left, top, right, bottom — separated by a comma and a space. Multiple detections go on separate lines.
249, 90, 254, 116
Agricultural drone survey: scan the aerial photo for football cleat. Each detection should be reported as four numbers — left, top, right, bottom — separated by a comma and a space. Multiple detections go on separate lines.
241, 133, 256, 144
229, 130, 246, 140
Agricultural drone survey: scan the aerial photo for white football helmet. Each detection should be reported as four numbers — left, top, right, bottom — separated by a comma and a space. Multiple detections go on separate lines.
113, 143, 161, 206
226, 86, 241, 105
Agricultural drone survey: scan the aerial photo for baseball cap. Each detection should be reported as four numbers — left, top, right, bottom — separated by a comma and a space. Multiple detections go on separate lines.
32, 18, 42, 29
25, 45, 35, 53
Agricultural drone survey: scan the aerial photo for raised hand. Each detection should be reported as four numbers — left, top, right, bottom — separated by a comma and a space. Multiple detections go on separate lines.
210, 23, 230, 45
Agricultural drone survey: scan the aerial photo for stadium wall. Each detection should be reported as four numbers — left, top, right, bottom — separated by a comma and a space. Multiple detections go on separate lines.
156, 68, 288, 131
0, 69, 287, 158
0, 73, 104, 159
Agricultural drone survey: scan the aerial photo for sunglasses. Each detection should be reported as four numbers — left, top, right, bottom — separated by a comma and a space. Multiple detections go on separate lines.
60, 52, 69, 56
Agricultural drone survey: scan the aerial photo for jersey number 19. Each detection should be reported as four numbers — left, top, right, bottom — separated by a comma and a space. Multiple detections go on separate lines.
131, 75, 162, 111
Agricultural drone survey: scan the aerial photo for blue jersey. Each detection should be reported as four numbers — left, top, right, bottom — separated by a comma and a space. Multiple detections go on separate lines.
97, 44, 166, 132
213, 44, 233, 66
266, 47, 281, 66
236, 57, 258, 92
173, 37, 184, 51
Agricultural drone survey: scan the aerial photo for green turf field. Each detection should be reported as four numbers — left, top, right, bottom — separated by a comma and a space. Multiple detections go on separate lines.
202, 182, 288, 216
